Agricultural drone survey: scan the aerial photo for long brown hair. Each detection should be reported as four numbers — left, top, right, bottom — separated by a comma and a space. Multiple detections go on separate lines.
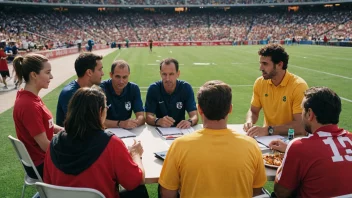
65, 86, 106, 139
13, 54, 48, 84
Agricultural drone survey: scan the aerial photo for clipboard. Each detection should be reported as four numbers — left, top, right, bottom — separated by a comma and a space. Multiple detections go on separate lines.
154, 150, 168, 160
155, 127, 184, 136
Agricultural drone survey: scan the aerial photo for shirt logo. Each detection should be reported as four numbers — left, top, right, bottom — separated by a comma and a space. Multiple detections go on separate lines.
159, 101, 164, 104
283, 96, 287, 102
176, 102, 183, 109
125, 101, 131, 111
48, 118, 54, 128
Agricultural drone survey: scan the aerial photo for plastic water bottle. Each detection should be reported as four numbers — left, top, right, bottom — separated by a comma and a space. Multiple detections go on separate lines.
288, 128, 295, 141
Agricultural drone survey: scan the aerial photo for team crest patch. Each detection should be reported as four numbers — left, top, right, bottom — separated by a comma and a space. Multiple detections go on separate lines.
283, 96, 287, 102
176, 102, 183, 109
125, 101, 131, 111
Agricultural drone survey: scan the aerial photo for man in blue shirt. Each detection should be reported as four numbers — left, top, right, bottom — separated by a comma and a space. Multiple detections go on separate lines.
100, 60, 145, 129
145, 58, 198, 129
56, 53, 104, 127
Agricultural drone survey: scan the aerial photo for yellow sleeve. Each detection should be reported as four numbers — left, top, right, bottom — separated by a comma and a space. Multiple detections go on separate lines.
252, 142, 267, 188
292, 82, 309, 114
251, 78, 262, 108
159, 140, 180, 190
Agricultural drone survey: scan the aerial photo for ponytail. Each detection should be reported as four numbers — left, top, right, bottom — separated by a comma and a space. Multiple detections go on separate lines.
13, 56, 24, 84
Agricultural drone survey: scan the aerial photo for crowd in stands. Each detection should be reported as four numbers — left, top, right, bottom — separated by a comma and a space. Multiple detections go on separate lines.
6, 0, 344, 5
0, 8, 351, 51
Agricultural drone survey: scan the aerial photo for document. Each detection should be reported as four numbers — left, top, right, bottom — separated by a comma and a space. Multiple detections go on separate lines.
255, 135, 285, 148
155, 127, 194, 136
106, 128, 137, 139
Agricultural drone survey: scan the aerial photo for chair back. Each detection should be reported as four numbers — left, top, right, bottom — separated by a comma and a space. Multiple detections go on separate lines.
334, 194, 352, 198
8, 135, 43, 181
35, 182, 105, 198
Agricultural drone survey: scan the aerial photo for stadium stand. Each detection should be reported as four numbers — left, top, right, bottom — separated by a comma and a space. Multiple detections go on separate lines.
0, 4, 351, 50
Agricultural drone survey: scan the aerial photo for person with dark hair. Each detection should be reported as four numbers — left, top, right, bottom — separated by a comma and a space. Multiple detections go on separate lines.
44, 86, 149, 198
56, 52, 104, 127
159, 80, 266, 198
268, 87, 352, 198
12, 54, 64, 179
244, 43, 308, 137
0, 43, 10, 89
145, 58, 198, 129
100, 60, 145, 129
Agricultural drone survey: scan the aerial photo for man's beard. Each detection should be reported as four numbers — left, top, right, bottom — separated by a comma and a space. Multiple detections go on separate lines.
262, 65, 277, 80
305, 123, 312, 134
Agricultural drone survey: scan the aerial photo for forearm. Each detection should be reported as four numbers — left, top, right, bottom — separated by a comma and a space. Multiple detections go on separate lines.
131, 155, 145, 184
189, 114, 198, 126
246, 110, 259, 124
40, 141, 50, 152
146, 113, 157, 126
36, 138, 50, 152
273, 120, 306, 136
104, 119, 119, 128
136, 115, 145, 126
53, 124, 64, 134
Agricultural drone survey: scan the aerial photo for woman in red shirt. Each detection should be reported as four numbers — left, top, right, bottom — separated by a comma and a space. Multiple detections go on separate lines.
13, 54, 64, 179
0, 43, 10, 89
44, 86, 148, 198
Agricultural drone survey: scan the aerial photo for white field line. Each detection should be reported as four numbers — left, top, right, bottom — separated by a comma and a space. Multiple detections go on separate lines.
290, 64, 352, 80
113, 51, 121, 60
341, 97, 352, 103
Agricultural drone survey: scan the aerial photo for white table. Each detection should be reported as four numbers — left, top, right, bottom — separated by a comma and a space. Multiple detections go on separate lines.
122, 124, 277, 184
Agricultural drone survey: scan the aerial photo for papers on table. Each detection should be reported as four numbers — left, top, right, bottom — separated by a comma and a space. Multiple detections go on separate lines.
106, 128, 137, 139
155, 127, 194, 136
255, 135, 285, 148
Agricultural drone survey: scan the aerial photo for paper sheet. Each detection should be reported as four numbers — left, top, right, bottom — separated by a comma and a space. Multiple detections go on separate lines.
255, 135, 285, 148
106, 128, 137, 139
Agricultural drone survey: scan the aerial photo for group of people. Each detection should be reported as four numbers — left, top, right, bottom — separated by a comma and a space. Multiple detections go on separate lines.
2, 8, 352, 49
12, 43, 352, 198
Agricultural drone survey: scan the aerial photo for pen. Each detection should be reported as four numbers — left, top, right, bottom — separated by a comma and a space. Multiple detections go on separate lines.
165, 135, 182, 140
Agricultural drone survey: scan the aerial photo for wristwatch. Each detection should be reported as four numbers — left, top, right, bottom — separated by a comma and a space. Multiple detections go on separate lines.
187, 119, 192, 126
268, 126, 274, 136
154, 118, 160, 126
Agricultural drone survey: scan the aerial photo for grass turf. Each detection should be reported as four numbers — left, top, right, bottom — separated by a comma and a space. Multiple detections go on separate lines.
1, 45, 351, 197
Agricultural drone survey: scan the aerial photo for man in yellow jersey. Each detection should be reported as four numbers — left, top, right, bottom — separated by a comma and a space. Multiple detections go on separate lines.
159, 80, 267, 198
244, 44, 308, 137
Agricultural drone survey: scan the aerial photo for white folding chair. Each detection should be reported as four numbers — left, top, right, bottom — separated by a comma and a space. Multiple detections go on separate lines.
35, 182, 105, 198
253, 194, 270, 198
8, 135, 43, 198
334, 194, 352, 198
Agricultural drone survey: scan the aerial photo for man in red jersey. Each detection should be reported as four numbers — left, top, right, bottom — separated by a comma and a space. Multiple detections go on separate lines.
269, 87, 352, 198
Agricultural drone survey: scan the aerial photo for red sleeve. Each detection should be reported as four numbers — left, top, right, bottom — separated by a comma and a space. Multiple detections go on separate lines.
22, 103, 46, 137
111, 136, 143, 190
275, 138, 302, 190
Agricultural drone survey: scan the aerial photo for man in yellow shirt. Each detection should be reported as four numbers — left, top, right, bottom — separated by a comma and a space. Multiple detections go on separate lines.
244, 44, 308, 137
159, 80, 267, 198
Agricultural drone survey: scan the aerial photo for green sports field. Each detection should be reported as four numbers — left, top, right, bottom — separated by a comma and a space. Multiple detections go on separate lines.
0, 45, 351, 197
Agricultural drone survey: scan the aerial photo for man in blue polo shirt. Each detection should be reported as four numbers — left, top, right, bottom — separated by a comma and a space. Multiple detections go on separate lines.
145, 58, 198, 129
100, 60, 145, 129
56, 53, 104, 127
